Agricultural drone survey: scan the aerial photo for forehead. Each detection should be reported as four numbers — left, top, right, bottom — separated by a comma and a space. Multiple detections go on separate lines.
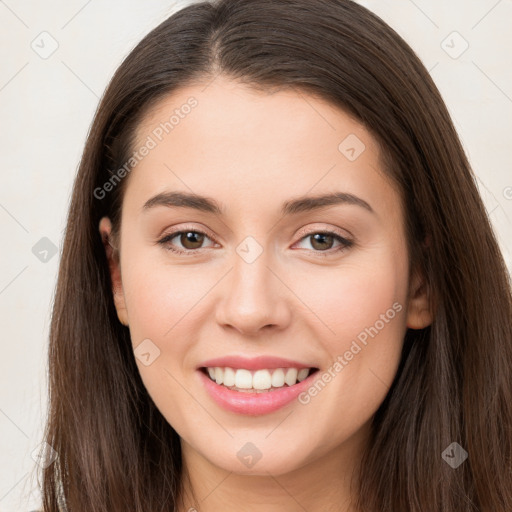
125, 76, 401, 222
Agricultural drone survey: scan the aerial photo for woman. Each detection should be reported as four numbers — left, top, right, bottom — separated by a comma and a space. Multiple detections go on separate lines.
39, 0, 512, 510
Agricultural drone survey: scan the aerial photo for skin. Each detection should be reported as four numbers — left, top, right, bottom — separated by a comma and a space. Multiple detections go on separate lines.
99, 75, 432, 512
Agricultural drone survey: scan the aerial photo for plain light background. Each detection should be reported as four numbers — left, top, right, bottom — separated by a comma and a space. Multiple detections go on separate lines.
0, 0, 511, 509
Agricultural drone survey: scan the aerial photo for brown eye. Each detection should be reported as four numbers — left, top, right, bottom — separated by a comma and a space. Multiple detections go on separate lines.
157, 228, 216, 254
294, 230, 353, 256
179, 231, 205, 250
309, 233, 335, 251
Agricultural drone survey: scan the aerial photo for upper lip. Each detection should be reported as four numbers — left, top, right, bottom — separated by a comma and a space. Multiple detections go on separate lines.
198, 355, 317, 371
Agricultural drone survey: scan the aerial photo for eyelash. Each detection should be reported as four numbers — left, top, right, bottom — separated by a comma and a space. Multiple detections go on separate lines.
157, 225, 354, 257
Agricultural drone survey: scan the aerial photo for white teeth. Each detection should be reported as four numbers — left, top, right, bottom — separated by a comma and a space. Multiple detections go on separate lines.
204, 366, 314, 390
223, 367, 236, 387
297, 368, 309, 382
284, 368, 298, 386
271, 368, 285, 387
253, 370, 272, 390
235, 369, 253, 389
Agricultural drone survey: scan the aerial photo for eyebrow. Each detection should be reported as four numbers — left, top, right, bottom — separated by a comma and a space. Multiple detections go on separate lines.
142, 190, 375, 216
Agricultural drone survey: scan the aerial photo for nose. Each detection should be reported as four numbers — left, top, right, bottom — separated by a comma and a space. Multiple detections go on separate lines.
215, 248, 292, 336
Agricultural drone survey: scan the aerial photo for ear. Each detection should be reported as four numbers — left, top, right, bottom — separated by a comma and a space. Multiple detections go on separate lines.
99, 216, 129, 326
406, 266, 433, 330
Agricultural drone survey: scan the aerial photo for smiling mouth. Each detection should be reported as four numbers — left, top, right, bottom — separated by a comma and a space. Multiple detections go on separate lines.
200, 366, 320, 393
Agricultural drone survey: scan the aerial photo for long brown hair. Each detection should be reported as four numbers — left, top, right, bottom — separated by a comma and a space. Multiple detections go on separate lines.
40, 0, 512, 510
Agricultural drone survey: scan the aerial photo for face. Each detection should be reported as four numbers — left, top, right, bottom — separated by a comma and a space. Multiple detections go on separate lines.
99, 75, 431, 477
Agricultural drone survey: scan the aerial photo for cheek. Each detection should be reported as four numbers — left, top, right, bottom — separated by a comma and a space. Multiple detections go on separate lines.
122, 253, 210, 340
291, 248, 409, 406
293, 262, 408, 434
121, 258, 205, 419
291, 251, 408, 347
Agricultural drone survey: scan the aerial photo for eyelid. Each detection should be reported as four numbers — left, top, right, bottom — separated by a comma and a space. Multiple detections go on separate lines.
157, 223, 219, 253
157, 222, 354, 254
158, 223, 217, 241
294, 223, 352, 241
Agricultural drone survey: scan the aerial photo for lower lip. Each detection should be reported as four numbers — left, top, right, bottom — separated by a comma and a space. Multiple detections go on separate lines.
197, 369, 318, 415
